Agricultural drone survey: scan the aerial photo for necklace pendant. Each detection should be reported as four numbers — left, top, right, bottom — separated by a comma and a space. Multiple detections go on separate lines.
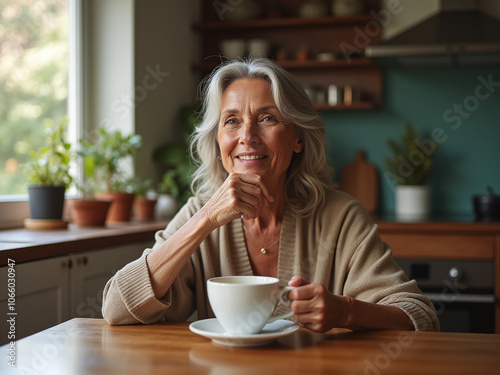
260, 248, 267, 254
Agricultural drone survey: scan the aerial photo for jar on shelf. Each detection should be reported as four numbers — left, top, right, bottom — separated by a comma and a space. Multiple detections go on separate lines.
224, 0, 262, 21
331, 0, 364, 16
299, 0, 329, 18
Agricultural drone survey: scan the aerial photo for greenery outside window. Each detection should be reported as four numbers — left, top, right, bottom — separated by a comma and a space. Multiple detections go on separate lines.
0, 0, 81, 228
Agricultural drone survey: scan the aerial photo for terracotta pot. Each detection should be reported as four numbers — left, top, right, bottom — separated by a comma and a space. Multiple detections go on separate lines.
97, 192, 135, 222
133, 197, 157, 221
69, 199, 112, 227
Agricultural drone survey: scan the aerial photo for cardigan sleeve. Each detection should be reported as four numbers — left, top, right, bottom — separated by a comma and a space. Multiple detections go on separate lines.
334, 199, 440, 331
101, 199, 200, 325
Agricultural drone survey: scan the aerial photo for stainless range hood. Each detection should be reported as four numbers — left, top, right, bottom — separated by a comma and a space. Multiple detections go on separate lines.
365, 1, 500, 66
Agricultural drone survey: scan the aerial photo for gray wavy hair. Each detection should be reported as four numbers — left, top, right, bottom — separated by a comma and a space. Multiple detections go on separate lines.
190, 58, 334, 217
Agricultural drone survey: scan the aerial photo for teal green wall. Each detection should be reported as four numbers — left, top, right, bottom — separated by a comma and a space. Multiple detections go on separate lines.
322, 66, 500, 217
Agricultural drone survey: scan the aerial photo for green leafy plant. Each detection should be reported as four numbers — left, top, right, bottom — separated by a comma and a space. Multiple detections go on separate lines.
153, 105, 197, 204
384, 123, 440, 186
157, 169, 180, 198
129, 176, 154, 197
78, 126, 142, 193
23, 117, 73, 188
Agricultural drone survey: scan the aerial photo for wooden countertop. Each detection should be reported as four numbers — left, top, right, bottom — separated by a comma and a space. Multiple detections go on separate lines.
2, 318, 499, 375
2, 216, 499, 266
376, 216, 500, 234
0, 220, 169, 266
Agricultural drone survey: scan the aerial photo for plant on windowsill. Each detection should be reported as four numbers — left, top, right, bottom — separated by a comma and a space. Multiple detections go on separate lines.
77, 126, 142, 223
68, 155, 111, 227
129, 176, 157, 221
23, 117, 73, 229
384, 123, 441, 221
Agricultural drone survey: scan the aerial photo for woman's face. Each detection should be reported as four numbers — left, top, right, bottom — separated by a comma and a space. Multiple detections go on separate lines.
217, 78, 303, 186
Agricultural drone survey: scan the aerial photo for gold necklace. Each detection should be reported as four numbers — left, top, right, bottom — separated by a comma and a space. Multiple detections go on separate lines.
242, 223, 280, 255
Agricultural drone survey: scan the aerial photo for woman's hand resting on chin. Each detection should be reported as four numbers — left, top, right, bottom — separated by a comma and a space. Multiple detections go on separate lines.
201, 172, 274, 228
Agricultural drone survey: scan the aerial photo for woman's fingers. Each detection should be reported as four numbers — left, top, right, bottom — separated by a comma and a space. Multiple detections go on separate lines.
287, 283, 349, 333
237, 173, 274, 206
288, 276, 309, 287
202, 173, 272, 227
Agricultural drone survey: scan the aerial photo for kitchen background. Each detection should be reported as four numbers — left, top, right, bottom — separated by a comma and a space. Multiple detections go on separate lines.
325, 65, 500, 217
86, 0, 500, 219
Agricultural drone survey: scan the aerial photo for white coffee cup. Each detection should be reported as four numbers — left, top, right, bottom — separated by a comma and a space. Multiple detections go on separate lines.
207, 276, 294, 335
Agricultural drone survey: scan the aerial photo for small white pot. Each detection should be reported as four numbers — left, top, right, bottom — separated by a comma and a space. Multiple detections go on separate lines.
396, 185, 431, 221
155, 194, 178, 219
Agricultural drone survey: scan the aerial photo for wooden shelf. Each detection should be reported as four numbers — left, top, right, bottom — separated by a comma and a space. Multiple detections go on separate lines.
193, 14, 374, 31
315, 101, 376, 111
192, 57, 374, 72
195, 0, 383, 111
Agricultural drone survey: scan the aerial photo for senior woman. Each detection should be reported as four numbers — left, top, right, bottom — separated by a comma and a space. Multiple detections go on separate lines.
102, 58, 439, 332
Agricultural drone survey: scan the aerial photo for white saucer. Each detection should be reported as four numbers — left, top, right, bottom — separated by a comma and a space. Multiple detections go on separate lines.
189, 318, 300, 347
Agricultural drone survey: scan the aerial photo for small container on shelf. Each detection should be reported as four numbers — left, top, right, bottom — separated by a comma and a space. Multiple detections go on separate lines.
247, 39, 270, 58
328, 84, 341, 106
299, 0, 329, 18
220, 39, 246, 60
316, 52, 337, 62
331, 0, 365, 16
343, 85, 362, 105
275, 48, 289, 63
296, 43, 312, 62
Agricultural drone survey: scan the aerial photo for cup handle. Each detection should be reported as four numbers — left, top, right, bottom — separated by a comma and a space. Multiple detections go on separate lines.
267, 286, 295, 323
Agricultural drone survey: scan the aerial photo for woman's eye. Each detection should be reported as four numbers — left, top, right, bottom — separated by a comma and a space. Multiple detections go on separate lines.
224, 117, 238, 126
261, 115, 278, 123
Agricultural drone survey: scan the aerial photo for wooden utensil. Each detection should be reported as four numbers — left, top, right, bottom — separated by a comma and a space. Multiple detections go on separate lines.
340, 149, 378, 215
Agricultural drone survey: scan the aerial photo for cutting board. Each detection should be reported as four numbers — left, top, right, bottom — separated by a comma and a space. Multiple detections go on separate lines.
340, 150, 378, 215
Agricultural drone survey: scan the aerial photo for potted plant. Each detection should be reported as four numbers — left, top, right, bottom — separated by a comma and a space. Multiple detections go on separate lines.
155, 169, 181, 219
152, 105, 197, 208
68, 152, 112, 227
130, 176, 157, 221
23, 118, 73, 228
384, 123, 440, 220
78, 126, 142, 222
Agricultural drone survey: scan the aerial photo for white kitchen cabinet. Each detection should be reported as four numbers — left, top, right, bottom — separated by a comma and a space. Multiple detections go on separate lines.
70, 243, 147, 319
0, 241, 150, 345
0, 256, 70, 345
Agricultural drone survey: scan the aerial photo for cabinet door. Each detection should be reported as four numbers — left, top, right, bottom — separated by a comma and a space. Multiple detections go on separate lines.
0, 256, 70, 345
70, 242, 151, 319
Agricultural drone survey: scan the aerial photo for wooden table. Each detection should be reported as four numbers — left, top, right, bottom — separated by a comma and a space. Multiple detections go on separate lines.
2, 318, 500, 375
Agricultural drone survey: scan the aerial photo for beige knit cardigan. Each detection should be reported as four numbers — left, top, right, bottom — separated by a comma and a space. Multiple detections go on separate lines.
102, 189, 439, 331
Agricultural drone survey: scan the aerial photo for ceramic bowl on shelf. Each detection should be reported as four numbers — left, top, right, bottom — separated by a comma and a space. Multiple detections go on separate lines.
299, 0, 329, 18
223, 0, 262, 21
220, 39, 246, 60
332, 0, 364, 16
247, 39, 270, 58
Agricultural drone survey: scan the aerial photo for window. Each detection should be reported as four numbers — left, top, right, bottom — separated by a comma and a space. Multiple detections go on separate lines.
0, 0, 70, 196
0, 0, 81, 227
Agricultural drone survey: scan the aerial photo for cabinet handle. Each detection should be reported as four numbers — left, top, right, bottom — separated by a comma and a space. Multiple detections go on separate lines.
61, 259, 73, 269
76, 255, 89, 266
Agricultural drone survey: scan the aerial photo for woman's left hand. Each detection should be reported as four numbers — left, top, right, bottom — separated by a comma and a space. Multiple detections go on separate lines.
287, 276, 351, 333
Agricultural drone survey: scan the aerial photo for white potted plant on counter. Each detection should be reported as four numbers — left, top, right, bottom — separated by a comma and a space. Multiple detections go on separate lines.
384, 123, 440, 221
